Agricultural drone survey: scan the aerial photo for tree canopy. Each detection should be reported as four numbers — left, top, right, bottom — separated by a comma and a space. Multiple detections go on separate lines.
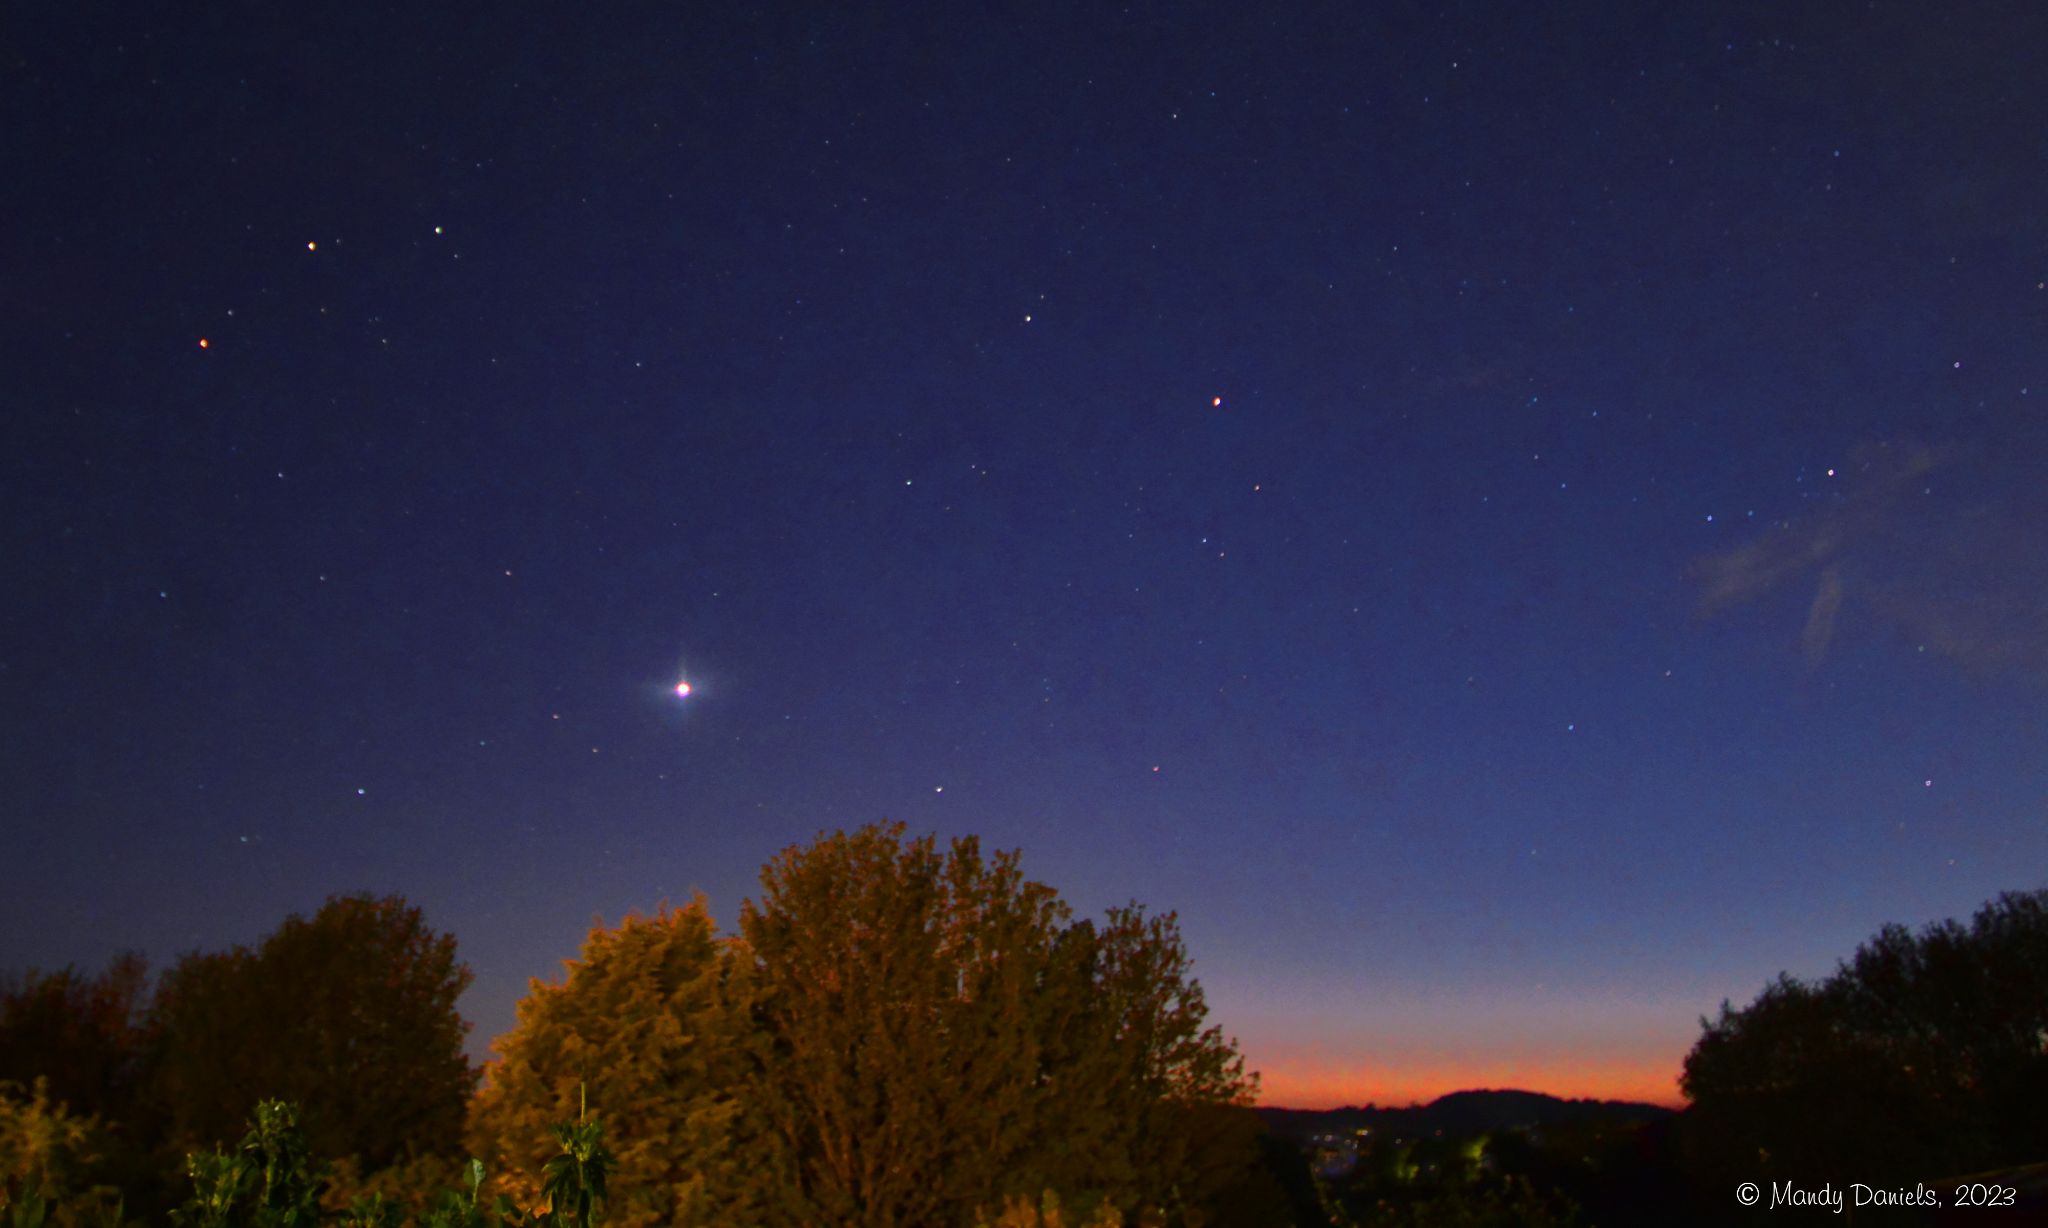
1681, 887, 2048, 1182
737, 822, 1258, 1226
471, 822, 1262, 1227
147, 893, 478, 1172
465, 900, 768, 1228
4, 831, 1275, 1226
0, 953, 152, 1130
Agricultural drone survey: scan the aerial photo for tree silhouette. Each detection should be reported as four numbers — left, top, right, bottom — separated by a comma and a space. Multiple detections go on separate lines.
0, 954, 161, 1218
147, 894, 477, 1174
0, 954, 152, 1131
1681, 888, 2048, 1183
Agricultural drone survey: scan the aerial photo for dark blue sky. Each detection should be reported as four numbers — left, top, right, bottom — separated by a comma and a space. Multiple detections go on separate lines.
6, 1, 2045, 1105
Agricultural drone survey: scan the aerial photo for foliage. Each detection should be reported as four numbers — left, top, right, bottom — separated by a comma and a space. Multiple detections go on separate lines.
5, 828, 1265, 1227
1062, 909, 1261, 1220
320, 1154, 467, 1227
1314, 1117, 1620, 1228
0, 1080, 101, 1200
737, 823, 1072, 1224
1219, 1130, 1330, 1228
0, 957, 159, 1222
169, 1100, 324, 1228
0, 1078, 126, 1228
417, 1159, 491, 1228
465, 901, 764, 1228
974, 1189, 1124, 1228
534, 1095, 612, 1228
147, 894, 478, 1172
445, 1101, 614, 1228
173, 1150, 254, 1228
0, 957, 152, 1133
168, 1092, 617, 1228
1346, 1176, 1585, 1228
1681, 887, 2048, 1183
737, 821, 1258, 1227
331, 1191, 404, 1228
330, 1154, 504, 1228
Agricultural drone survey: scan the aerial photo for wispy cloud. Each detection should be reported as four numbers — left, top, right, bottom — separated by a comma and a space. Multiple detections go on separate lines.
1691, 439, 2048, 677
1800, 566, 1843, 671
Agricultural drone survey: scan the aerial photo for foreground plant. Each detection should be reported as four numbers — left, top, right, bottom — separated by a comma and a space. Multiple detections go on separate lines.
0, 1078, 124, 1228
463, 901, 745, 1228
172, 1100, 323, 1228
413, 1160, 488, 1228
534, 1090, 612, 1228
975, 1189, 1125, 1228
179, 1089, 613, 1228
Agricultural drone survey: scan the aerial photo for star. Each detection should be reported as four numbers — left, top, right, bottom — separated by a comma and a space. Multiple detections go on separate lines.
674, 681, 692, 698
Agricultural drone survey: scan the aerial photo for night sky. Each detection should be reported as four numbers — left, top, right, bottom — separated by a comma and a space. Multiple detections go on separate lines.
7, 2, 2046, 1109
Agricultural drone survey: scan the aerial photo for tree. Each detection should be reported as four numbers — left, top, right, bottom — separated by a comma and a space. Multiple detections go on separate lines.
465, 901, 767, 1228
147, 894, 477, 1173
0, 954, 161, 1219
1069, 906, 1262, 1218
737, 822, 1257, 1227
1680, 888, 2048, 1183
0, 954, 152, 1130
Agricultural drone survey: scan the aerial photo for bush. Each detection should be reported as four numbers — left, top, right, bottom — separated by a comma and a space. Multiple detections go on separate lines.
171, 1093, 615, 1228
0, 1078, 126, 1228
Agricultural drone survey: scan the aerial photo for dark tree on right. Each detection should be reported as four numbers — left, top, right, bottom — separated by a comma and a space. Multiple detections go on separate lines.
1680, 888, 2048, 1186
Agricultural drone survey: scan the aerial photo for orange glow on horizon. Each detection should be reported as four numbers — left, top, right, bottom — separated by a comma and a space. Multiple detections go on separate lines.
1253, 1055, 1684, 1111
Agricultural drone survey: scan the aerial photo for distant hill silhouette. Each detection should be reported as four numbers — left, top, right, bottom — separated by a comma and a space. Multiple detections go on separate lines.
1258, 1088, 1673, 1141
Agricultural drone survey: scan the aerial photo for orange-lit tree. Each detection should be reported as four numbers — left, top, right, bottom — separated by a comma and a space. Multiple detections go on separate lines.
737, 822, 1258, 1226
465, 901, 772, 1228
